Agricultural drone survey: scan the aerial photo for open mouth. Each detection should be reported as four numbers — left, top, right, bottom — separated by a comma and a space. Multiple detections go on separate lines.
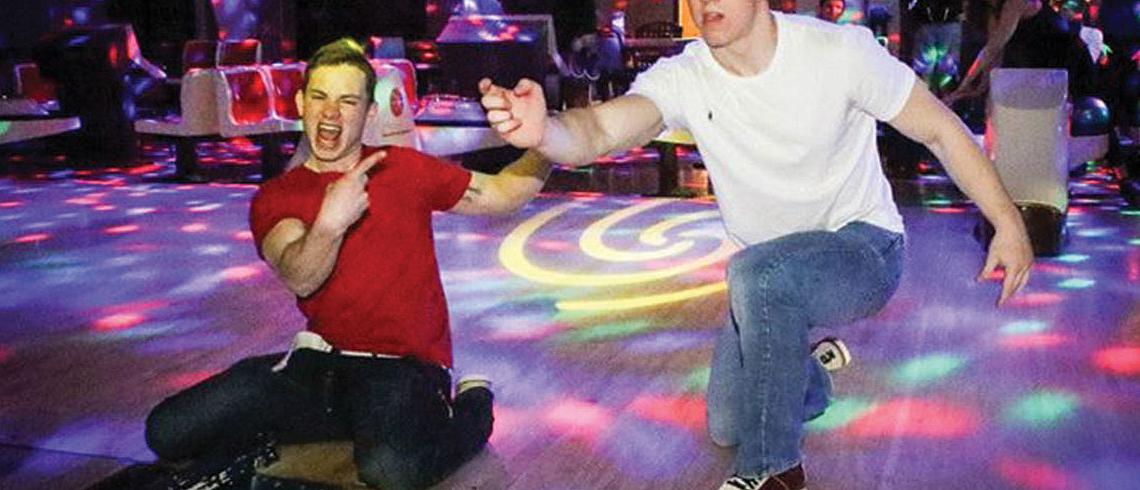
316, 122, 342, 147
702, 12, 724, 25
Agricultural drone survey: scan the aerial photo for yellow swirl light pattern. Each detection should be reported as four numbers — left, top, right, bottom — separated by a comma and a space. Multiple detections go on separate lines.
498, 200, 733, 311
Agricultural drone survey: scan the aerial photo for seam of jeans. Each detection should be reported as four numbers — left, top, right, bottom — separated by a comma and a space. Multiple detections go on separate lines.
756, 250, 795, 473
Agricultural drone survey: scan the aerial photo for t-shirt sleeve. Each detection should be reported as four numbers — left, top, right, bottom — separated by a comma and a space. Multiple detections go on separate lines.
249, 184, 290, 259
393, 147, 472, 211
844, 26, 916, 121
626, 56, 686, 131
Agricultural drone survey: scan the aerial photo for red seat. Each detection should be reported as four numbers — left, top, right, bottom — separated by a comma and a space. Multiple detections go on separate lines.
215, 66, 288, 137
371, 58, 418, 112
265, 63, 305, 122
14, 63, 58, 106
218, 39, 262, 67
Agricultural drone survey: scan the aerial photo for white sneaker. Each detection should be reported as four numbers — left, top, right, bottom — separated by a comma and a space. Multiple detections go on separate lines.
812, 337, 852, 372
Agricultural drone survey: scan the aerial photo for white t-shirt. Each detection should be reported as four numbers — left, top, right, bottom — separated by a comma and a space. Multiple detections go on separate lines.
628, 13, 915, 246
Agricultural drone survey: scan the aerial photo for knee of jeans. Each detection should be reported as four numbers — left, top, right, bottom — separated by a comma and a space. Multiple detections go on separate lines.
727, 252, 797, 304
144, 401, 188, 461
355, 443, 430, 490
707, 413, 739, 448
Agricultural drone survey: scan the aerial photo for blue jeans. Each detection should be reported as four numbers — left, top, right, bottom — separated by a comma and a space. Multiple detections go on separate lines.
706, 221, 905, 477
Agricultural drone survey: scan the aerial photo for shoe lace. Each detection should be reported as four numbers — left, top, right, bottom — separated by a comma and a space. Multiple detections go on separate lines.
724, 474, 764, 490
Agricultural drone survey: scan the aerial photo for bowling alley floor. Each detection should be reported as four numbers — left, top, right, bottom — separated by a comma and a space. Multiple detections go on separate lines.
0, 143, 1138, 489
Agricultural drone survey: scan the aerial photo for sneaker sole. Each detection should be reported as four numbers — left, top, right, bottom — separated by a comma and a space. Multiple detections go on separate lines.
813, 337, 851, 372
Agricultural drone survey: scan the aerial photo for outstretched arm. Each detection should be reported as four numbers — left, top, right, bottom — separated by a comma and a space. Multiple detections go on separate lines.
889, 81, 1033, 305
448, 149, 553, 215
480, 78, 666, 166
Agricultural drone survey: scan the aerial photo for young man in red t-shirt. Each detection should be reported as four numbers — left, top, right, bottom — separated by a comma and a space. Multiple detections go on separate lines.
144, 39, 551, 489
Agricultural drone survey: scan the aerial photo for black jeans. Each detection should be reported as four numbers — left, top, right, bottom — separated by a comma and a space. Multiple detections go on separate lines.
145, 350, 493, 490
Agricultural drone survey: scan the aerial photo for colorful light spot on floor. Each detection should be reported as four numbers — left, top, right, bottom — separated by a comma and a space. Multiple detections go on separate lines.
165, 370, 217, 390
892, 353, 966, 387
999, 333, 1070, 349
1005, 292, 1065, 307
545, 399, 613, 442
12, 233, 50, 244
1000, 320, 1050, 335
1092, 346, 1140, 376
181, 223, 209, 233
93, 313, 145, 331
104, 224, 140, 235
220, 265, 261, 281
682, 366, 710, 393
554, 320, 654, 344
806, 398, 877, 432
845, 398, 981, 439
1076, 228, 1113, 238
1054, 254, 1089, 263
627, 394, 705, 432
1057, 278, 1096, 289
995, 456, 1075, 490
1003, 390, 1079, 428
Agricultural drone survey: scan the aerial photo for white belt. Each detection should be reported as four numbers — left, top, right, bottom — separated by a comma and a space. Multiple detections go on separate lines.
272, 331, 400, 372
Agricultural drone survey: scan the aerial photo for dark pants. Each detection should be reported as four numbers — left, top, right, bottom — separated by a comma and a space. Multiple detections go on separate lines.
145, 350, 493, 490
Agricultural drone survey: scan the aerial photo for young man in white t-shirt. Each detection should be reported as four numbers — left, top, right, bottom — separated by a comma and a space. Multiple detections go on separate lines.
480, 1, 1033, 488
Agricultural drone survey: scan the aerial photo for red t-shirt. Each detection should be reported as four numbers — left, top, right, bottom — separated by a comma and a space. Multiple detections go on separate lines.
249, 146, 472, 367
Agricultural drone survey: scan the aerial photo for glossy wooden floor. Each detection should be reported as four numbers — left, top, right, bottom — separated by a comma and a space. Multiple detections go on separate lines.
1, 149, 1138, 489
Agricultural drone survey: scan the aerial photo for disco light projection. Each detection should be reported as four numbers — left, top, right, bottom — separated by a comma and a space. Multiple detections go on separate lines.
995, 455, 1076, 490
999, 320, 1050, 335
1056, 278, 1096, 289
1003, 390, 1079, 428
805, 397, 877, 432
892, 353, 967, 388
1092, 346, 1140, 376
498, 200, 733, 311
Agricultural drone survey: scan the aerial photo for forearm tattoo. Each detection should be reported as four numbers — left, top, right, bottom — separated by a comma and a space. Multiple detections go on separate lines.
462, 185, 483, 202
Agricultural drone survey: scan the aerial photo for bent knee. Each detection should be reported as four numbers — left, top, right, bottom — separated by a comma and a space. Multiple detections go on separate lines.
144, 402, 190, 461
355, 445, 432, 490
